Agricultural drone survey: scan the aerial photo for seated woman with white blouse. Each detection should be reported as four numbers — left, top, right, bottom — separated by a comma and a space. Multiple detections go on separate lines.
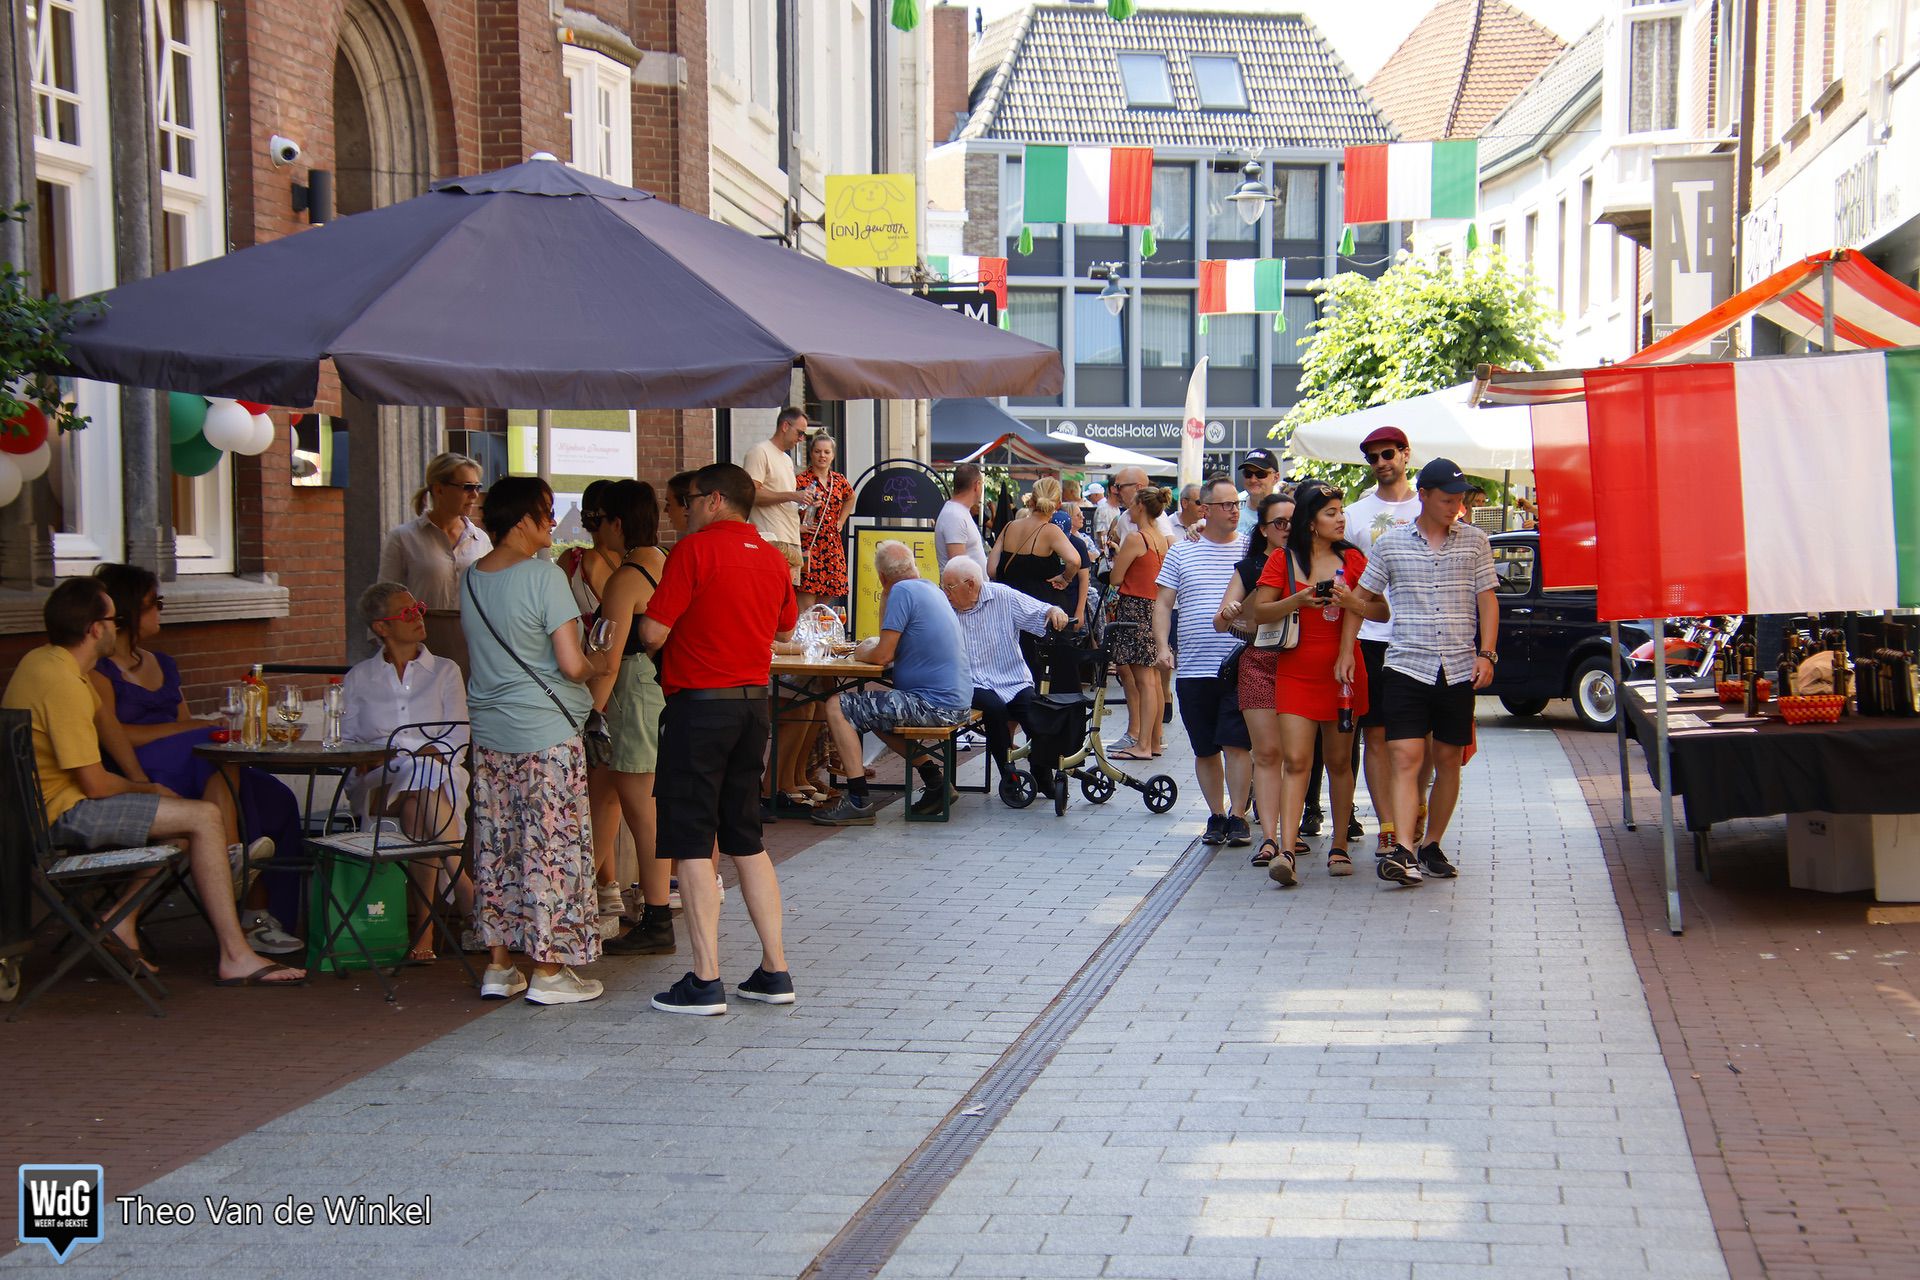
341, 580, 472, 961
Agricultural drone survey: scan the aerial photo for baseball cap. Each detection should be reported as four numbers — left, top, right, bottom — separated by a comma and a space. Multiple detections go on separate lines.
1359, 425, 1408, 452
1239, 448, 1280, 475
1085, 481, 1104, 496
1415, 457, 1472, 493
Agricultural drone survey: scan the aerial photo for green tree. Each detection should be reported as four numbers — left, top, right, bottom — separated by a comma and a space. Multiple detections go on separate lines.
2, 203, 97, 443
1272, 250, 1556, 494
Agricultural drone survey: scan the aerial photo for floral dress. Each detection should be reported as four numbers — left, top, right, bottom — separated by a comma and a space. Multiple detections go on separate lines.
796, 468, 853, 597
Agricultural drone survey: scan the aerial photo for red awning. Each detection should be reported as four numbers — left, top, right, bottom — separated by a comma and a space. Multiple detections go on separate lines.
1478, 249, 1920, 405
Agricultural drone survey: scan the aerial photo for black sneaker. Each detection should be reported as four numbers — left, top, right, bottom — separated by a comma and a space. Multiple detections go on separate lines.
603, 911, 674, 955
1347, 815, 1365, 842
1298, 807, 1324, 837
810, 796, 876, 826
651, 971, 727, 1016
1417, 842, 1459, 879
737, 966, 797, 1005
1201, 813, 1229, 845
1376, 844, 1425, 886
1224, 815, 1252, 847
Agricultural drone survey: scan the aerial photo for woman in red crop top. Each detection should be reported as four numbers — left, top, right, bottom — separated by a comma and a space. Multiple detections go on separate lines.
1107, 486, 1170, 758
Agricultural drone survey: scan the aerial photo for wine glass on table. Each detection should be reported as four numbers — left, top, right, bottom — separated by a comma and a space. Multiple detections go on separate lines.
270, 685, 306, 747
215, 686, 243, 743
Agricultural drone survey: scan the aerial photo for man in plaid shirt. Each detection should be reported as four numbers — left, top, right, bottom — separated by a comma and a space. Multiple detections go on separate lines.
1345, 459, 1498, 886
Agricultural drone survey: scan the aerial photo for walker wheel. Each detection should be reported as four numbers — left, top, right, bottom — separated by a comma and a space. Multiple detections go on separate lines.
999, 770, 1037, 809
1053, 770, 1069, 817
1143, 775, 1178, 814
1080, 772, 1116, 805
0, 956, 19, 1003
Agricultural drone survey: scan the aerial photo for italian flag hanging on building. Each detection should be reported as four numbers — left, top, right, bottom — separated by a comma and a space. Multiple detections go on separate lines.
1342, 141, 1478, 223
1197, 258, 1287, 333
1582, 351, 1920, 619
1021, 145, 1154, 226
926, 255, 1008, 309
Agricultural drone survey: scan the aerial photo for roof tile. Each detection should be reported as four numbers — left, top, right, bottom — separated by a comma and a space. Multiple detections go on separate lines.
1365, 0, 1566, 141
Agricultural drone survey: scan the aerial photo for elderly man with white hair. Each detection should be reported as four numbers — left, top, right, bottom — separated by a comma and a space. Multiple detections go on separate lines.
939, 557, 1070, 797
812, 540, 974, 824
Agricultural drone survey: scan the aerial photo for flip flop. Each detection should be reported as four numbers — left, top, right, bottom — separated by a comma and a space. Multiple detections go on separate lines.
215, 961, 308, 987
1111, 749, 1154, 761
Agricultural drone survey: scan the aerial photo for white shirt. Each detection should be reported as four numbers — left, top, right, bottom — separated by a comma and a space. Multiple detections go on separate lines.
743, 438, 801, 545
1342, 489, 1422, 643
934, 499, 988, 572
338, 647, 471, 818
377, 515, 491, 612
954, 582, 1055, 701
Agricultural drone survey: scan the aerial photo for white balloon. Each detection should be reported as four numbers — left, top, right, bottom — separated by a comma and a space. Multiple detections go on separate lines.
12, 440, 51, 482
202, 397, 254, 452
0, 453, 21, 507
239, 412, 275, 456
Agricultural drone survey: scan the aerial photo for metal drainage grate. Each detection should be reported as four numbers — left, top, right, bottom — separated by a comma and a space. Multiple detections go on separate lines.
800, 835, 1217, 1280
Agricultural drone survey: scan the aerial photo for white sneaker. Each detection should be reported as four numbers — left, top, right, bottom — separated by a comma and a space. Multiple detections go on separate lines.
479, 965, 527, 999
242, 909, 303, 955
525, 967, 604, 1005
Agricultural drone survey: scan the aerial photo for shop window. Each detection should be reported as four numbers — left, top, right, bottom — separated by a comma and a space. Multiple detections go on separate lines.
1073, 290, 1126, 407
1007, 290, 1062, 406
1140, 292, 1192, 406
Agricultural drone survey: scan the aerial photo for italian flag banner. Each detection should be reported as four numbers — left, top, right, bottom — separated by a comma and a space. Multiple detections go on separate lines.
926, 255, 1007, 308
1583, 351, 1920, 620
1022, 145, 1154, 225
1198, 258, 1286, 314
1342, 141, 1478, 224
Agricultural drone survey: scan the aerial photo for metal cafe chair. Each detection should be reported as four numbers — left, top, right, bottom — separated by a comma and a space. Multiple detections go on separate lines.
304, 721, 477, 1000
0, 709, 188, 1019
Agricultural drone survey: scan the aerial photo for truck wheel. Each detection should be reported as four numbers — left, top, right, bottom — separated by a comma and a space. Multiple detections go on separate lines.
1499, 696, 1549, 717
1571, 655, 1618, 731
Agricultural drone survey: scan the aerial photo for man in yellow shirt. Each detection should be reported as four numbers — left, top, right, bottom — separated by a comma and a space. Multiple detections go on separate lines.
2, 579, 304, 986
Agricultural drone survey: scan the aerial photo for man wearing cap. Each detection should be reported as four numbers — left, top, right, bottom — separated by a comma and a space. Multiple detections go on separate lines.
1345, 458, 1498, 887
1236, 450, 1281, 538
1341, 426, 1429, 857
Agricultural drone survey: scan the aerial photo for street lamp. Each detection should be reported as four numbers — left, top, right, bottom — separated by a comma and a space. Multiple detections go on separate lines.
1094, 263, 1128, 316
1226, 159, 1271, 227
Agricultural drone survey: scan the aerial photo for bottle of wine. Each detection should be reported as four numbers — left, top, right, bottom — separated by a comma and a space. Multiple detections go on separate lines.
1740, 643, 1759, 716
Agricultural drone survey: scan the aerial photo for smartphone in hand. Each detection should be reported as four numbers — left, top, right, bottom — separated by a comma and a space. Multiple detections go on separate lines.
1313, 579, 1335, 603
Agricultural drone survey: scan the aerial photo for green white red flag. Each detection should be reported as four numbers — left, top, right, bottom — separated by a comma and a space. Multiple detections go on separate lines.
1582, 350, 1920, 619
926, 255, 1007, 309
1022, 145, 1154, 225
1198, 259, 1286, 315
1342, 141, 1478, 224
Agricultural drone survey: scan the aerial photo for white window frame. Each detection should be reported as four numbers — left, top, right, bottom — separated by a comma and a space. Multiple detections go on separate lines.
154, 0, 233, 574
32, 0, 122, 572
1619, 0, 1691, 138
1190, 55, 1249, 111
562, 45, 632, 186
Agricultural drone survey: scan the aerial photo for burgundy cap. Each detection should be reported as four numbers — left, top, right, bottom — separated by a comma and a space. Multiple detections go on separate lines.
1360, 425, 1408, 451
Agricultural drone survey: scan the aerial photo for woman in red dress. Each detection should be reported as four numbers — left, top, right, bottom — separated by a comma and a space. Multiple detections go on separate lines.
796, 433, 854, 609
1245, 481, 1386, 885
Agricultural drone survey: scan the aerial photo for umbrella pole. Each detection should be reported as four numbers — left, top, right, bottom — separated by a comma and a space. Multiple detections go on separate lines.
537, 408, 553, 483
1610, 621, 1634, 831
1652, 617, 1682, 935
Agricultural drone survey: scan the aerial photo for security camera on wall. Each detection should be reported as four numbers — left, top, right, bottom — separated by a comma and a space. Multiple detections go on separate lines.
269, 135, 302, 167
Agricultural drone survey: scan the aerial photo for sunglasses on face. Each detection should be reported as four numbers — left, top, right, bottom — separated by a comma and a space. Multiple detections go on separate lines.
1363, 448, 1402, 464
443, 481, 483, 493
1240, 468, 1273, 480
376, 601, 427, 624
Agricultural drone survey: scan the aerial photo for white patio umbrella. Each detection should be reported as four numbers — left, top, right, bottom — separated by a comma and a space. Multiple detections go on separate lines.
1281, 381, 1535, 481
1050, 432, 1178, 475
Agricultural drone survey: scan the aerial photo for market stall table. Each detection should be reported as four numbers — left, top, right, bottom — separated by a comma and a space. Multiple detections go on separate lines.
1618, 682, 1920, 889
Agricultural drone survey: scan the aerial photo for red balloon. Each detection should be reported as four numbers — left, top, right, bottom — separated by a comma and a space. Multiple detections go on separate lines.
236, 400, 272, 416
1, 404, 49, 456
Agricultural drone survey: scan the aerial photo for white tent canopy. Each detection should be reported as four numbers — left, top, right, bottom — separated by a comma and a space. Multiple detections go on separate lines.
1281, 381, 1535, 481
1049, 432, 1178, 475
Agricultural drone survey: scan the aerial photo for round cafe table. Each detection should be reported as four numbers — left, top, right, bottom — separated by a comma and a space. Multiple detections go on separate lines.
193, 738, 389, 895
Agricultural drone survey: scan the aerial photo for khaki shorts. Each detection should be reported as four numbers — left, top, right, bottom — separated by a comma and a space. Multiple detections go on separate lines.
774, 541, 802, 585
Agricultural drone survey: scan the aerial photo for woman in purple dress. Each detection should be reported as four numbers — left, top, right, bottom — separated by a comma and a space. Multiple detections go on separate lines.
89, 564, 305, 952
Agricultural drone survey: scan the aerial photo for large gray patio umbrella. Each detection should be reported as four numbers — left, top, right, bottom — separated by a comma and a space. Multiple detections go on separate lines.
56, 157, 1062, 408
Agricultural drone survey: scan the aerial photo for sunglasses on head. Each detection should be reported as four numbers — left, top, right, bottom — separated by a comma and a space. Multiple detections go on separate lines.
1363, 447, 1402, 464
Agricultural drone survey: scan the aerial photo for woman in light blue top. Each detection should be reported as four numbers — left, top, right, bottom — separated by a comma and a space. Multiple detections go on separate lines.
460, 476, 607, 1007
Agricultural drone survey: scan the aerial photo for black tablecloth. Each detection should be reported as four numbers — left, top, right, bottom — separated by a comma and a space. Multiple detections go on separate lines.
1620, 684, 1920, 830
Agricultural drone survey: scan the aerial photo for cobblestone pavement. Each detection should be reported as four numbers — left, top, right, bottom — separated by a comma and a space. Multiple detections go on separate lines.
8, 714, 1727, 1279
1559, 721, 1920, 1280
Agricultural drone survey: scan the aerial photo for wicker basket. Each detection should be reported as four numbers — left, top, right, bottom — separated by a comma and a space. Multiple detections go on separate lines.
1777, 694, 1844, 725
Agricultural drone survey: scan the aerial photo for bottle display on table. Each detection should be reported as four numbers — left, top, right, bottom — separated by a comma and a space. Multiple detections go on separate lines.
1740, 643, 1759, 716
1827, 629, 1851, 714
1777, 632, 1798, 698
239, 671, 267, 749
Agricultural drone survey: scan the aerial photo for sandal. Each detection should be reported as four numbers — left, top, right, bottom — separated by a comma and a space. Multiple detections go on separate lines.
1292, 838, 1311, 857
1251, 837, 1279, 867
102, 934, 159, 978
1267, 848, 1298, 887
1111, 749, 1154, 761
406, 943, 437, 965
1327, 848, 1354, 877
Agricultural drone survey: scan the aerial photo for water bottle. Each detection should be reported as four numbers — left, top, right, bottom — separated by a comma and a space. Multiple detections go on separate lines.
1322, 570, 1344, 622
1337, 681, 1355, 734
322, 677, 346, 750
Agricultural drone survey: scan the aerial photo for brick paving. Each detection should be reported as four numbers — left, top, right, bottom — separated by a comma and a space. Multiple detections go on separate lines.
1558, 720, 1920, 1280
5, 715, 1733, 1279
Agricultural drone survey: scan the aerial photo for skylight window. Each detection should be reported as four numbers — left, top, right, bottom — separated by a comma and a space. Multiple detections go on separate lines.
1192, 55, 1249, 110
1117, 53, 1175, 108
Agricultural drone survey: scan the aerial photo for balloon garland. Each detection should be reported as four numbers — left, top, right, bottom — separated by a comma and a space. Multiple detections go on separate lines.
0, 392, 284, 508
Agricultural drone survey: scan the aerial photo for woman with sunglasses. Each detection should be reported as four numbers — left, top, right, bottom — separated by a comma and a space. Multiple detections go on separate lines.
1213, 491, 1295, 863
1244, 482, 1381, 884
86, 563, 306, 958
1108, 486, 1171, 759
378, 451, 492, 613
461, 476, 610, 1005
341, 581, 472, 963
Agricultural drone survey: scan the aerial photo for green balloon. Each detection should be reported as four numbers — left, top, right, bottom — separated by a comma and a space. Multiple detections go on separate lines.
167, 392, 208, 444
171, 429, 223, 477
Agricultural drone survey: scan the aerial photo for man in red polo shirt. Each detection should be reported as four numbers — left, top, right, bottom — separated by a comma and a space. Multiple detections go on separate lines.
639, 461, 799, 1015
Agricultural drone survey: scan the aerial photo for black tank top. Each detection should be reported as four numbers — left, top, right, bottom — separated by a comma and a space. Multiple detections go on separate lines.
594, 560, 659, 656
